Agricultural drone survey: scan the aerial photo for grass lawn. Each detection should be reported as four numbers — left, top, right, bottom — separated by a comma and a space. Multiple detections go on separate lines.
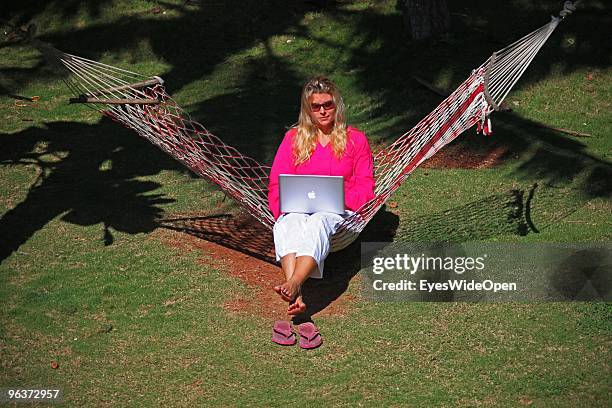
1, 0, 610, 406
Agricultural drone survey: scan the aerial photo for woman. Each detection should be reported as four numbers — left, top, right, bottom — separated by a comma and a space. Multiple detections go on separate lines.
268, 76, 375, 324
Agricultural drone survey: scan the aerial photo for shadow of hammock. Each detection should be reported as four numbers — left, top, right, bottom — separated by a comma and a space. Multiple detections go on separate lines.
156, 185, 579, 316
395, 188, 531, 242
157, 205, 402, 266
159, 213, 277, 263
157, 207, 400, 322
294, 206, 401, 321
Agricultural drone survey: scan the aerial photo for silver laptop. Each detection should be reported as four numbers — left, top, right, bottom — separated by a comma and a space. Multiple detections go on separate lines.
279, 174, 345, 215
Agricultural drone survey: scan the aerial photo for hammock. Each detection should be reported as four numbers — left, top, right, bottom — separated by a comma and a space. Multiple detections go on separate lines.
59, 2, 577, 252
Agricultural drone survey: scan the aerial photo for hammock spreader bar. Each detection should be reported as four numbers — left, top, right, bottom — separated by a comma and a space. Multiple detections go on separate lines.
69, 97, 161, 105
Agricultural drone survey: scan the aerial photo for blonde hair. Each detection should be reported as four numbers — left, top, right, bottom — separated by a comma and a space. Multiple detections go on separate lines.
293, 76, 347, 165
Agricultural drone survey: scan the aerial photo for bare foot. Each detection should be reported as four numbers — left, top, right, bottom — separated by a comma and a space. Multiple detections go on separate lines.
287, 294, 306, 315
273, 279, 300, 303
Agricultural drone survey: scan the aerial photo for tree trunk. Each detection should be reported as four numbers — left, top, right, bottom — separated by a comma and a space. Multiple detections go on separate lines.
398, 0, 450, 40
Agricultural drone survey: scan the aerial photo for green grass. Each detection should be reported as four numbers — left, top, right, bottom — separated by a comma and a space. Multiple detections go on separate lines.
1, 0, 611, 406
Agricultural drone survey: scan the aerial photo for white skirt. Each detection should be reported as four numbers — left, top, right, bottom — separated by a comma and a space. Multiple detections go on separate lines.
273, 212, 346, 279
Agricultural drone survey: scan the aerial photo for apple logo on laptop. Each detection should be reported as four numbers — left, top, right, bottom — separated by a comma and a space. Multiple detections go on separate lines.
308, 190, 316, 199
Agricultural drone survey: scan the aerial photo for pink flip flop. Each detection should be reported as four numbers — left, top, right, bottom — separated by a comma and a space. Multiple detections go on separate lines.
298, 322, 322, 350
272, 321, 296, 346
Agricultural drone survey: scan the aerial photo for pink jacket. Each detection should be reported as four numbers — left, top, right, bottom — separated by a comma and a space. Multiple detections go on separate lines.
268, 126, 375, 220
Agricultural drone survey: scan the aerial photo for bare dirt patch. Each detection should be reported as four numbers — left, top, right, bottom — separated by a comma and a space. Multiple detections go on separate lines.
372, 137, 509, 169
154, 212, 355, 320
422, 142, 508, 169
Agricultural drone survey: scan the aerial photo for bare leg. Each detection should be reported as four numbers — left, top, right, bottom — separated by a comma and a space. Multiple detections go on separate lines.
274, 255, 317, 307
280, 254, 296, 281
276, 254, 307, 314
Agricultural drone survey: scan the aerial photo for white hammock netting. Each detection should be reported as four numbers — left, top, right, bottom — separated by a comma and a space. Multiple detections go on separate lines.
59, 3, 576, 251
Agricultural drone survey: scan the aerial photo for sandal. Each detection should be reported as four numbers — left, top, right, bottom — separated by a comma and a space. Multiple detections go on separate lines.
298, 322, 322, 349
272, 320, 296, 346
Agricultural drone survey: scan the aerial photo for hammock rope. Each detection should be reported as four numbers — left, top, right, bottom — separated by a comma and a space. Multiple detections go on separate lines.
59, 2, 577, 251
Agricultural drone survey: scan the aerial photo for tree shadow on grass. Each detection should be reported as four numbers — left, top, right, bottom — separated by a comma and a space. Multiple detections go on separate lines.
182, 1, 610, 193
8, 1, 607, 152
2, 0, 348, 168
3, 0, 608, 187
0, 116, 180, 263
184, 38, 305, 164
2, 1, 609, 277
415, 110, 611, 200
294, 1, 610, 197
2, 0, 113, 24
485, 113, 611, 198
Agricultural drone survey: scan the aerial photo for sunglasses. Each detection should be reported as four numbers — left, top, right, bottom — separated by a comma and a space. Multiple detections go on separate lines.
310, 100, 335, 111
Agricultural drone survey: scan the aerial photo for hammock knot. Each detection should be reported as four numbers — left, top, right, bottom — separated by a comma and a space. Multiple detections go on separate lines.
559, 1, 577, 19
475, 96, 493, 136
476, 114, 493, 136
